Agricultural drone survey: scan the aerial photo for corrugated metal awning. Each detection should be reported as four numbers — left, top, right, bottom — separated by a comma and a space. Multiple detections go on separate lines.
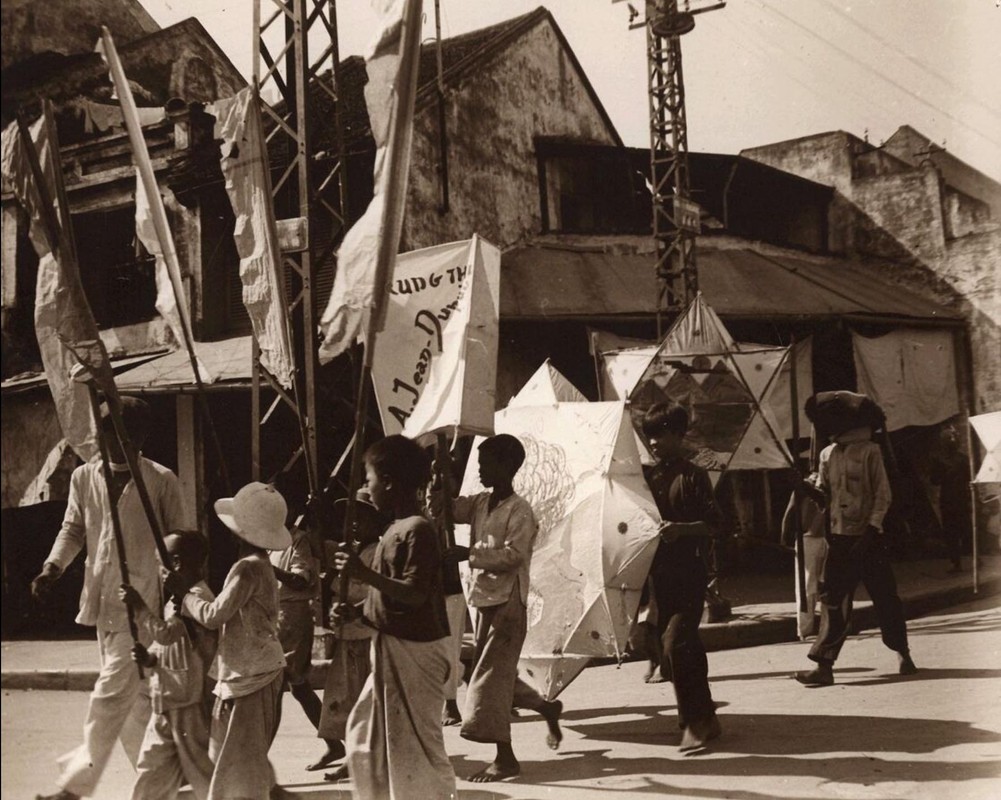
0, 350, 169, 395
114, 336, 253, 393
500, 243, 959, 324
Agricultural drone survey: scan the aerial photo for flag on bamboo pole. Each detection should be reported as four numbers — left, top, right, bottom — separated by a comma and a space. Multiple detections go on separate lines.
134, 177, 213, 383
98, 28, 214, 384
318, 0, 424, 363
0, 115, 110, 461
371, 236, 500, 439
211, 87, 296, 389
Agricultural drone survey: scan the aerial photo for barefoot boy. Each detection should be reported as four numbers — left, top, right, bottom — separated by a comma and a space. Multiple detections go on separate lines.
119, 531, 217, 800
308, 490, 384, 781
333, 435, 455, 800
165, 482, 290, 800
642, 402, 722, 752
448, 434, 562, 783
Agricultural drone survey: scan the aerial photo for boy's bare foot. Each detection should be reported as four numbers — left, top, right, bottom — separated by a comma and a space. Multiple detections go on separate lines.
442, 699, 462, 726
679, 714, 722, 753
468, 760, 520, 783
306, 740, 345, 771
35, 792, 80, 800
645, 668, 669, 684
541, 699, 563, 750
324, 764, 349, 782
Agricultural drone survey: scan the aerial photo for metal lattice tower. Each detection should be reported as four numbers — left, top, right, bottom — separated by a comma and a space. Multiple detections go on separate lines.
251, 0, 349, 495
643, 0, 724, 333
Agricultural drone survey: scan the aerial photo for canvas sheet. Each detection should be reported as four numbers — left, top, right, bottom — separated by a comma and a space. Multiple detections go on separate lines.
853, 329, 960, 431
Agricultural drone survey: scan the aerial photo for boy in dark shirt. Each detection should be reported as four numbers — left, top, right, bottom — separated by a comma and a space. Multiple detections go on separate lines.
333, 434, 456, 800
642, 402, 723, 752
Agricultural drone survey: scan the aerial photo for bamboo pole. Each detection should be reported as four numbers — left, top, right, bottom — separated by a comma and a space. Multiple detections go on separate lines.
337, 0, 424, 606
82, 378, 144, 677
101, 27, 232, 496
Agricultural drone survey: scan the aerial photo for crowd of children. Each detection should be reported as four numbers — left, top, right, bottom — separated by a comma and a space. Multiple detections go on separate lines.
34, 392, 921, 800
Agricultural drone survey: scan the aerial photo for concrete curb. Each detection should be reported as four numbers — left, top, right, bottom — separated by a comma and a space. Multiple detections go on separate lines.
4, 575, 999, 692
2, 670, 99, 692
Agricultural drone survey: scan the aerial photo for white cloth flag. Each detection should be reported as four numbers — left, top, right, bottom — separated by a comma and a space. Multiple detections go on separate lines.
135, 176, 214, 383
212, 88, 295, 389
318, 0, 423, 363
100, 28, 214, 385
1, 118, 98, 461
371, 237, 500, 439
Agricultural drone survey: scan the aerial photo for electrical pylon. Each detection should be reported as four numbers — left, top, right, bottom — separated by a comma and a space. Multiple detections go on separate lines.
642, 0, 724, 334
251, 0, 349, 497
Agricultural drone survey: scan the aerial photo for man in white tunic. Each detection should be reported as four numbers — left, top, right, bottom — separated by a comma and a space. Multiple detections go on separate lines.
33, 398, 191, 800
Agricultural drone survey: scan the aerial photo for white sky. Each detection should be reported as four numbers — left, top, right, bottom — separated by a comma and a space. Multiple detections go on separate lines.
144, 0, 1001, 181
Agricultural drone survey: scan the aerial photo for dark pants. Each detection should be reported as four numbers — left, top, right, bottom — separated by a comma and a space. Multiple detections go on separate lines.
651, 560, 715, 728
809, 535, 909, 664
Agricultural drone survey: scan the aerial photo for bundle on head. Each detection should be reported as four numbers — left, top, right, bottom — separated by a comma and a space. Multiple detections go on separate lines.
805, 391, 887, 440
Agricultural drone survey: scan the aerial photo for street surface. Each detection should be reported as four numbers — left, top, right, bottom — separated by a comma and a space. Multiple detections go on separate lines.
4, 597, 1000, 800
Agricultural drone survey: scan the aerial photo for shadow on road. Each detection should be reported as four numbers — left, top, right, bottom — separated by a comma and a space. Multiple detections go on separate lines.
710, 667, 872, 682
568, 711, 1000, 754
838, 666, 1001, 687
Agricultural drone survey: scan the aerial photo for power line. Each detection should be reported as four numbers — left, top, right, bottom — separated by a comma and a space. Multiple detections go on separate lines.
752, 0, 1001, 151
700, 12, 898, 141
818, 0, 1001, 121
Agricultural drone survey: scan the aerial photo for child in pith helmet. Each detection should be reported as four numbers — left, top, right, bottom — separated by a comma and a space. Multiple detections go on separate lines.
165, 482, 290, 800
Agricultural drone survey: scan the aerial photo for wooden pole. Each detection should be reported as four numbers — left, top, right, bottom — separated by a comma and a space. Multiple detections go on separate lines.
964, 420, 979, 594
436, 433, 456, 550
83, 381, 144, 678
789, 337, 808, 614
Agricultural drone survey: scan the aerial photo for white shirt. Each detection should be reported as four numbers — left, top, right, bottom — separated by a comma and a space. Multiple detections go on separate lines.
182, 553, 286, 699
453, 492, 537, 608
819, 429, 892, 537
46, 457, 190, 632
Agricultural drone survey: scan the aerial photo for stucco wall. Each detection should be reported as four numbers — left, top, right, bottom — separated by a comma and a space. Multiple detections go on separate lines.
947, 231, 1001, 411
1, 0, 158, 70
943, 188, 994, 240
742, 133, 856, 198
403, 19, 619, 251
1, 393, 68, 509
852, 166, 947, 265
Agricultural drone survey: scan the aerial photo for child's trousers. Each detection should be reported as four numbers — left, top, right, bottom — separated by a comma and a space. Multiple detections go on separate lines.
208, 672, 283, 800
131, 703, 213, 800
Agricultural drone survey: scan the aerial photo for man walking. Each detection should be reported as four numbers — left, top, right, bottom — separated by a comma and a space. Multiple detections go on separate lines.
33, 398, 191, 800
